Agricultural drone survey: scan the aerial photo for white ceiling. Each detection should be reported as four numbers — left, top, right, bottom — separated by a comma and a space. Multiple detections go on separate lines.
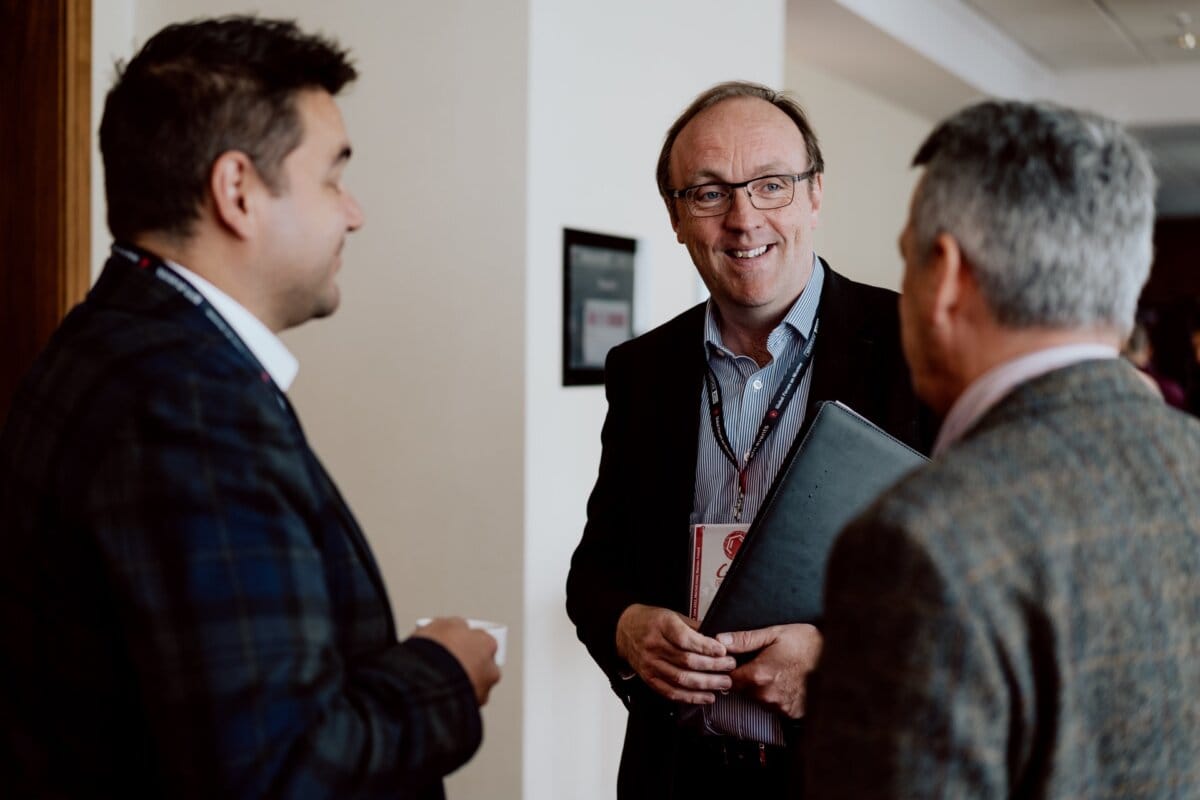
788, 0, 1200, 216
964, 0, 1200, 69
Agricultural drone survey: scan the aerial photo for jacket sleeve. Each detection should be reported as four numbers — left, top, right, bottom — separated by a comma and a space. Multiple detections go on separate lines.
565, 344, 643, 689
82, 369, 481, 798
803, 511, 1014, 799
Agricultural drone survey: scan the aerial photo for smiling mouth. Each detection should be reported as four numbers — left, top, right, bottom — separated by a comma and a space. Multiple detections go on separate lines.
729, 244, 770, 259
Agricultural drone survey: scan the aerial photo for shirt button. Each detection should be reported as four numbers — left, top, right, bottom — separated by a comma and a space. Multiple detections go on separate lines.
752, 379, 763, 391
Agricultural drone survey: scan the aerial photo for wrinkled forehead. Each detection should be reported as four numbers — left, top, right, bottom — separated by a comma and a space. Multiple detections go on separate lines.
669, 97, 809, 186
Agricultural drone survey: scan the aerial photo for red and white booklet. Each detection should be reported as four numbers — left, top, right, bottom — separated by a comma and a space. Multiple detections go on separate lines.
688, 523, 747, 620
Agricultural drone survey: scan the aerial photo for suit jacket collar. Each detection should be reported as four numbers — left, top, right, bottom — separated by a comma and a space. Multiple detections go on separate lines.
805, 261, 881, 427
88, 248, 396, 628
963, 358, 1150, 446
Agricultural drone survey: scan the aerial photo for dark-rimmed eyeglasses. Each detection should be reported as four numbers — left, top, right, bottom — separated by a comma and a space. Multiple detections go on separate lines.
668, 169, 817, 218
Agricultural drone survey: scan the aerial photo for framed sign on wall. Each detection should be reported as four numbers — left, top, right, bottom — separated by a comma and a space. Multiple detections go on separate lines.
562, 228, 637, 386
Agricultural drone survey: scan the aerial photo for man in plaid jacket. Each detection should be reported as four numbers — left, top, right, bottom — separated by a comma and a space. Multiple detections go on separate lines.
806, 101, 1200, 797
0, 16, 498, 799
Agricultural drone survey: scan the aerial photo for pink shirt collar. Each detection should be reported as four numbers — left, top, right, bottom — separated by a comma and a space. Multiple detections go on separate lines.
933, 343, 1118, 457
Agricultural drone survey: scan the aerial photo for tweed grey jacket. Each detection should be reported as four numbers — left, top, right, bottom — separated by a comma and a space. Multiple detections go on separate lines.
805, 358, 1200, 799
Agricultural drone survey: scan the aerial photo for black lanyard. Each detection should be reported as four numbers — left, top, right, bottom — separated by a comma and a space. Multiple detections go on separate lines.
703, 317, 819, 522
113, 244, 280, 397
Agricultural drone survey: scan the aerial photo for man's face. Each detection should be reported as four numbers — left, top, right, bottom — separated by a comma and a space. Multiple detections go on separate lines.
257, 89, 363, 331
668, 97, 823, 325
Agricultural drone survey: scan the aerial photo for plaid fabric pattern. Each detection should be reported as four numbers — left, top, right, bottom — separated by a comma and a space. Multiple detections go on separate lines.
0, 253, 480, 799
806, 359, 1200, 798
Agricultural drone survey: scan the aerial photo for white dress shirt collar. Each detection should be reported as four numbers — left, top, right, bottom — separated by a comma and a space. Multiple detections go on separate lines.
933, 343, 1118, 457
167, 261, 300, 391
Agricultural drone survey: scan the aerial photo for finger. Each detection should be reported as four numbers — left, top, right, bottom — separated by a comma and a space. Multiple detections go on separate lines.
716, 627, 776, 654
647, 658, 733, 692
678, 649, 738, 674
644, 673, 721, 705
728, 661, 767, 689
665, 620, 728, 657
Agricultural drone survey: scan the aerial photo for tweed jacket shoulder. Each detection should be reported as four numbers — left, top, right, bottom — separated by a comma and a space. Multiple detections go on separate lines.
806, 359, 1200, 799
0, 252, 481, 799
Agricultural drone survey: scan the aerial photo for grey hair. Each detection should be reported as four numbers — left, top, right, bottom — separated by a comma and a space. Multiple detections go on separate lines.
911, 100, 1156, 334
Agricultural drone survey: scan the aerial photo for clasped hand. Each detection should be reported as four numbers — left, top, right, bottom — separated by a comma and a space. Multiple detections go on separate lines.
615, 604, 822, 718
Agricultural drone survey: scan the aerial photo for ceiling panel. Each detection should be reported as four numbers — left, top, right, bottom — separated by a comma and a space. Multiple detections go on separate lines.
1107, 0, 1200, 64
964, 0, 1142, 69
964, 0, 1200, 69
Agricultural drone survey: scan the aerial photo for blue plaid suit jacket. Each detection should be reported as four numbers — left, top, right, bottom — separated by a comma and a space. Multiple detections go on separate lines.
0, 249, 481, 798
806, 359, 1200, 798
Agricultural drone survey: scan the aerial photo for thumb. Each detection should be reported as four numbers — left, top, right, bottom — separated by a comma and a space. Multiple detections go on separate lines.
716, 627, 776, 654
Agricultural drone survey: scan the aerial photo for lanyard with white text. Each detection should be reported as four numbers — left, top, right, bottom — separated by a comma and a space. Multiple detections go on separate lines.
113, 244, 273, 390
703, 317, 819, 522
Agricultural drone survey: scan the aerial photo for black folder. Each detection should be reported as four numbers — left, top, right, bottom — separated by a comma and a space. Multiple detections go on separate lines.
698, 401, 928, 635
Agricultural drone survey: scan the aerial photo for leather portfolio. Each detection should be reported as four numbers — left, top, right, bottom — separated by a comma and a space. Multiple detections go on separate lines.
698, 400, 928, 635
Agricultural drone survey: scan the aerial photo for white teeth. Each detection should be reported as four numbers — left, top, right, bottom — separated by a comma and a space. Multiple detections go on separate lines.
732, 245, 768, 258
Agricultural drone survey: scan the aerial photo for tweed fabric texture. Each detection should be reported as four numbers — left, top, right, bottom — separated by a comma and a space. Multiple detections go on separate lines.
806, 359, 1200, 799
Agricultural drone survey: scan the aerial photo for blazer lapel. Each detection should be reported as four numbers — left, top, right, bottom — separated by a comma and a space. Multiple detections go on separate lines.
657, 304, 708, 531
804, 262, 870, 428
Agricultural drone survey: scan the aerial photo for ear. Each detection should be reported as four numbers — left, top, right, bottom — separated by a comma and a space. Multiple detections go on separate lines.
208, 150, 260, 240
668, 202, 683, 243
927, 231, 967, 331
806, 172, 824, 225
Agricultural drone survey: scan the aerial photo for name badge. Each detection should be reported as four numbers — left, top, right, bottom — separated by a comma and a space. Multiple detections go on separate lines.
688, 523, 746, 620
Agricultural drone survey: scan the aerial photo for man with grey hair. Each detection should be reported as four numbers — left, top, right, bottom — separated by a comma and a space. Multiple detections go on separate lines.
805, 100, 1200, 797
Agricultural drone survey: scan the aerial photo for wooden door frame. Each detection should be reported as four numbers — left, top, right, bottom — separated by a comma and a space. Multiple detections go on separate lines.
1, 0, 92, 425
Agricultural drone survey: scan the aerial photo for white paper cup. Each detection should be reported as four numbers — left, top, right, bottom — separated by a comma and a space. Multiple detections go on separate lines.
416, 617, 507, 666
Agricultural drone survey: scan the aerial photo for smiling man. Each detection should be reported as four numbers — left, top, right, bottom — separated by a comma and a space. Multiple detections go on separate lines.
0, 16, 498, 799
566, 81, 930, 798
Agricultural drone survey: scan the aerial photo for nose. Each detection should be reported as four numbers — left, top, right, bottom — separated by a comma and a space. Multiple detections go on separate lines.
343, 188, 365, 232
723, 186, 764, 231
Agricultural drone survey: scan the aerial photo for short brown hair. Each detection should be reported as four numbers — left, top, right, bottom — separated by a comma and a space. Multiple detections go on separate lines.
100, 16, 357, 242
655, 80, 824, 224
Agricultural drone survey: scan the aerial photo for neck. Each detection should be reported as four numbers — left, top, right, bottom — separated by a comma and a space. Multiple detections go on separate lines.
717, 311, 780, 368
132, 231, 279, 331
940, 325, 1122, 413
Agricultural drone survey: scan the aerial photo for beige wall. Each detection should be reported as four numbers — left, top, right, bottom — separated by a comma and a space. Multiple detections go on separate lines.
784, 61, 937, 291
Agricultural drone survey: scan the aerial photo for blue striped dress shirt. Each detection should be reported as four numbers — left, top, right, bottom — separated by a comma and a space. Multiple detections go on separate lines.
692, 257, 824, 744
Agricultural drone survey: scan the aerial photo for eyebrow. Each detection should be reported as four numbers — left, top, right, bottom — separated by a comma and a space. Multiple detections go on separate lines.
686, 162, 803, 185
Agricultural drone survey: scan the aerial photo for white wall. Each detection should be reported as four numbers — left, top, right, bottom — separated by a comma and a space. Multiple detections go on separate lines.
784, 61, 935, 290
523, 2, 785, 798
94, 2, 528, 798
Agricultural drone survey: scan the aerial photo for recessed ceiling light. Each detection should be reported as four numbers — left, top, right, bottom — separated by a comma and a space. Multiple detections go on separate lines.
1174, 11, 1197, 50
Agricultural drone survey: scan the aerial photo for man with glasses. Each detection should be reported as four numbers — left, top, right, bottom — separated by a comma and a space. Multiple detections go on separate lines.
567, 81, 930, 798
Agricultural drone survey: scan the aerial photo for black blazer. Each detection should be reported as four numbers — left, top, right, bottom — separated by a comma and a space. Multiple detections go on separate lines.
0, 249, 481, 799
565, 262, 930, 797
